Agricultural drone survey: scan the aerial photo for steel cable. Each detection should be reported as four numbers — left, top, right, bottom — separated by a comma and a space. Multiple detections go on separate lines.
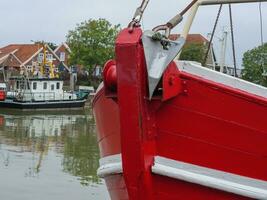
203, 5, 223, 66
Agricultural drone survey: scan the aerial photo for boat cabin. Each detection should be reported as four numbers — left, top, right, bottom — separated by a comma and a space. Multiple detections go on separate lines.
8, 77, 77, 102
0, 83, 6, 91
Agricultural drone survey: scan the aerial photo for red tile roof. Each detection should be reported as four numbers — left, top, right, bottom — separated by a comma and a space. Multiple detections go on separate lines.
0, 45, 17, 59
0, 44, 42, 65
169, 34, 209, 44
2, 54, 21, 67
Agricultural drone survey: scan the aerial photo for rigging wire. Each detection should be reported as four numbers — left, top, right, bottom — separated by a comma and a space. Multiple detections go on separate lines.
259, 2, 264, 45
152, 0, 199, 37
203, 4, 223, 66
229, 4, 238, 77
258, 2, 265, 76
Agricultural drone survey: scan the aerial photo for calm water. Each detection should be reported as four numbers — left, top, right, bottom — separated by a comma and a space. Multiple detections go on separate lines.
0, 108, 109, 200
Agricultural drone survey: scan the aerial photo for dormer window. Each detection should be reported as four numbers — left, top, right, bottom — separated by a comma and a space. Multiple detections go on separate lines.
46, 54, 53, 62
60, 52, 65, 62
38, 53, 44, 63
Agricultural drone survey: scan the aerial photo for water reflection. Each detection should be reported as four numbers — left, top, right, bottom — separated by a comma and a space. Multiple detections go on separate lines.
62, 117, 101, 185
0, 109, 101, 186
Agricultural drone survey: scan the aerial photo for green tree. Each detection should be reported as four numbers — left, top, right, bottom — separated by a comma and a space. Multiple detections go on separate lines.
34, 41, 57, 50
66, 19, 120, 85
180, 43, 207, 64
242, 44, 267, 86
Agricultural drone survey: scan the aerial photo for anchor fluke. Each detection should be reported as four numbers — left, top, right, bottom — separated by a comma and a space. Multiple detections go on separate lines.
142, 30, 185, 99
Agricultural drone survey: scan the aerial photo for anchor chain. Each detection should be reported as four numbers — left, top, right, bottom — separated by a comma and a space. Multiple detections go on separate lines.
128, 0, 150, 31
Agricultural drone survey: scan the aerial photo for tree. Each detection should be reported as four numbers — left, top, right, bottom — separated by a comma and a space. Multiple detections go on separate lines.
34, 41, 57, 50
66, 19, 120, 85
242, 43, 267, 86
180, 43, 207, 64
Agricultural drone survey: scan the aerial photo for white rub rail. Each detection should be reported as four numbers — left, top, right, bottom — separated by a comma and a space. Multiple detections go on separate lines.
98, 154, 267, 199
97, 154, 123, 178
152, 156, 267, 200
177, 61, 267, 99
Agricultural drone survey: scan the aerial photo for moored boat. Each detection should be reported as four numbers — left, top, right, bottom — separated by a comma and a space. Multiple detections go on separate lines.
93, 0, 267, 199
0, 77, 88, 110
0, 42, 91, 110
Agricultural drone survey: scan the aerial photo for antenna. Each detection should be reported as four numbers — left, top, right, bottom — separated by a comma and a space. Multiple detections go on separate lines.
228, 4, 238, 77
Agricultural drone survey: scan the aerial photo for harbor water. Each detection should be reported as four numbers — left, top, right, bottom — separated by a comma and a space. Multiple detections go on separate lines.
0, 107, 109, 200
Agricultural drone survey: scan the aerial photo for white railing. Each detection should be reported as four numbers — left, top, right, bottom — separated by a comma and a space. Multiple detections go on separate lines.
11, 91, 77, 102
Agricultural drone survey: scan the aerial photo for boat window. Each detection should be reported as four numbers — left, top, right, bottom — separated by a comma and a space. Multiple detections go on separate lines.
56, 82, 60, 90
20, 82, 25, 90
51, 84, 55, 91
27, 82, 30, 90
33, 82, 37, 90
43, 82, 47, 90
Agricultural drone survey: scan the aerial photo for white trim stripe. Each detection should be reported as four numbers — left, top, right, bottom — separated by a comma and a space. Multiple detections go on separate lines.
97, 154, 267, 199
177, 61, 267, 99
152, 156, 267, 200
54, 43, 71, 54
97, 154, 123, 178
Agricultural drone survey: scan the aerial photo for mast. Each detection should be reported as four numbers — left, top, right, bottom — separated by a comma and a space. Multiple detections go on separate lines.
220, 29, 228, 73
42, 43, 46, 76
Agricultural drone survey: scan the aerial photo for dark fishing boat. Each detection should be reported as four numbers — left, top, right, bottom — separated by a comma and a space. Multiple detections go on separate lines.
93, 0, 267, 199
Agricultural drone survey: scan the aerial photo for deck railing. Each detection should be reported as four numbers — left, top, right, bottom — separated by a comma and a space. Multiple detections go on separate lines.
9, 91, 77, 102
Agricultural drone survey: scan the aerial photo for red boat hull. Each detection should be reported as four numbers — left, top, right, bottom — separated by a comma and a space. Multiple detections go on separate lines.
93, 28, 267, 199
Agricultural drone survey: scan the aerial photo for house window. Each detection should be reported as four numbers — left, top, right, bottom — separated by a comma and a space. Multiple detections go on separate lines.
51, 84, 54, 91
38, 53, 44, 63
46, 54, 53, 62
43, 82, 47, 90
60, 52, 65, 62
33, 82, 37, 90
56, 82, 60, 90
27, 65, 32, 72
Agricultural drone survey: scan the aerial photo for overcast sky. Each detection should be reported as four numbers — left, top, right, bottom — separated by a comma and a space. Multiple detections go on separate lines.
0, 0, 266, 67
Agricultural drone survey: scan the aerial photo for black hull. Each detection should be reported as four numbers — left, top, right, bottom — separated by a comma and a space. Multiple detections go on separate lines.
0, 99, 86, 110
